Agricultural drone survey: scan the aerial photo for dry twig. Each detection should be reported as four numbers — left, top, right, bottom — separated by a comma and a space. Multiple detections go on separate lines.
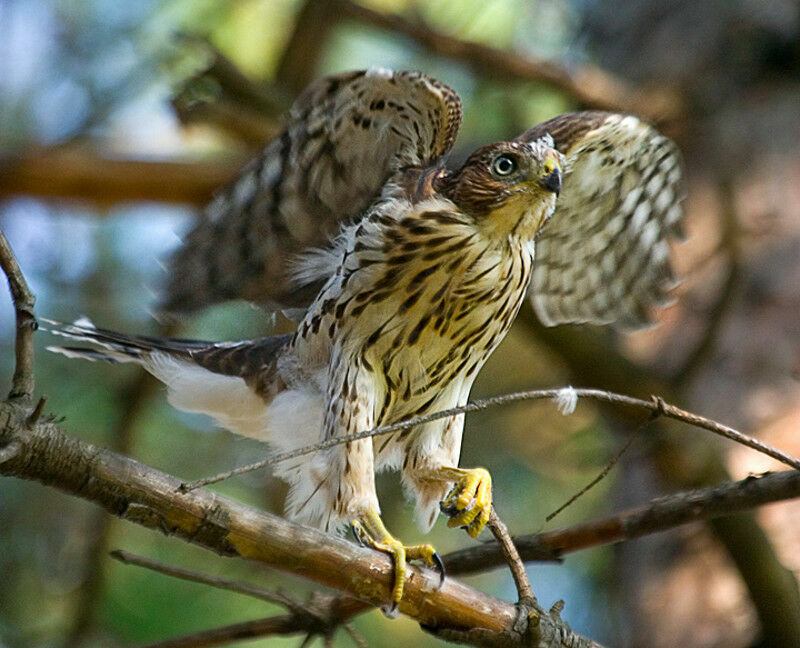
112, 550, 365, 648
486, 508, 535, 605
182, 388, 800, 491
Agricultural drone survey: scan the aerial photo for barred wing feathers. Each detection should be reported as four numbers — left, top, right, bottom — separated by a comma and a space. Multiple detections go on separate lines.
518, 112, 685, 328
162, 68, 462, 314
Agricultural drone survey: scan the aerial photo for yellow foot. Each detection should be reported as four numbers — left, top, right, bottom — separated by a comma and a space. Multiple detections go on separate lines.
439, 467, 492, 538
351, 510, 444, 615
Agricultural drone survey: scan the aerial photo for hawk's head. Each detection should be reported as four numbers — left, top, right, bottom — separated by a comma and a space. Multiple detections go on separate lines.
437, 137, 563, 240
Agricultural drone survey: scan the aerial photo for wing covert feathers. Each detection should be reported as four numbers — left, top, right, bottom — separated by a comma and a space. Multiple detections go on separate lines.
161, 68, 462, 315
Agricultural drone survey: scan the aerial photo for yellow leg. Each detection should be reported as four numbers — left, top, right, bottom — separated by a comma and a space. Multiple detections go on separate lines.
439, 467, 492, 538
351, 509, 444, 613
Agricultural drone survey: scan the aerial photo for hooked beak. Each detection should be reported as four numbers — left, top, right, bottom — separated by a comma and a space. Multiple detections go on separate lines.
540, 166, 562, 196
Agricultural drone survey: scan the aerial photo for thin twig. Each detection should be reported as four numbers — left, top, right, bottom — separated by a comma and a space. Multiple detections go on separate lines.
343, 623, 368, 648
135, 615, 306, 648
545, 428, 639, 524
110, 549, 303, 611
0, 226, 36, 401
487, 508, 535, 605
181, 388, 800, 491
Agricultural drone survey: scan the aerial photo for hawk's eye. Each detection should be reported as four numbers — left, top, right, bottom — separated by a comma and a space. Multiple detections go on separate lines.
491, 154, 517, 177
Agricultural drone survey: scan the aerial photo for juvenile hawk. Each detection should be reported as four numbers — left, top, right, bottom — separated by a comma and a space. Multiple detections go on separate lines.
49, 69, 684, 609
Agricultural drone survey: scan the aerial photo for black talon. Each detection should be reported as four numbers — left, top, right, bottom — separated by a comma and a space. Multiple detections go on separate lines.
351, 523, 366, 547
432, 551, 446, 588
382, 601, 399, 618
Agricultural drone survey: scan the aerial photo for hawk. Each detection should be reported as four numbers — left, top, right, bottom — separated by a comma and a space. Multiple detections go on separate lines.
48, 69, 684, 610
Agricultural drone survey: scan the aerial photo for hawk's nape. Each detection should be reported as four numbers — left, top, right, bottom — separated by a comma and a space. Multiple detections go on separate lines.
518, 112, 685, 328
161, 68, 462, 316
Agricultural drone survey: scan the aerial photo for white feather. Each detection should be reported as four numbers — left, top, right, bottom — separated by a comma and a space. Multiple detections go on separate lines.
554, 386, 578, 415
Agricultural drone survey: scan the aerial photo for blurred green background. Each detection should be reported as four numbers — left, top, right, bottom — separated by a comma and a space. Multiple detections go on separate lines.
2, 1, 800, 647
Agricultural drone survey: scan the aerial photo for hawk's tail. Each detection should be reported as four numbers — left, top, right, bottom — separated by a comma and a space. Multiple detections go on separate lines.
46, 319, 344, 533
44, 318, 291, 443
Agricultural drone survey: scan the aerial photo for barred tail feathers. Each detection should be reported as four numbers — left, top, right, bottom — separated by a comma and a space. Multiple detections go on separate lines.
44, 319, 281, 442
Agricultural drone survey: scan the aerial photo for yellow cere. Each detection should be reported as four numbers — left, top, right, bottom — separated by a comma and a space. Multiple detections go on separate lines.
543, 150, 562, 176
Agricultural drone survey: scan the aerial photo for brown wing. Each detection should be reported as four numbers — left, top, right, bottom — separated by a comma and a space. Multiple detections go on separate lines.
517, 112, 685, 328
161, 68, 462, 315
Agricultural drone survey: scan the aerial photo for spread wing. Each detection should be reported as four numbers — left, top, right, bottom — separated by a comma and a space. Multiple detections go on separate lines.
161, 68, 462, 315
518, 112, 685, 328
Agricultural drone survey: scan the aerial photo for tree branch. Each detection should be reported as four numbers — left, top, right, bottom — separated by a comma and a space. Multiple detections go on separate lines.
0, 148, 241, 206
111, 549, 309, 609
444, 470, 800, 572
0, 226, 36, 401
136, 615, 315, 648
486, 509, 535, 605
333, 0, 685, 124
109, 468, 800, 647
112, 550, 364, 648
181, 387, 800, 491
172, 97, 280, 146
517, 309, 800, 647
0, 404, 597, 648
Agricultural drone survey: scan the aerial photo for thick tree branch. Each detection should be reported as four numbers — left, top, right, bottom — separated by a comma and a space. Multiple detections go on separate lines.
114, 469, 800, 647
0, 404, 597, 648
